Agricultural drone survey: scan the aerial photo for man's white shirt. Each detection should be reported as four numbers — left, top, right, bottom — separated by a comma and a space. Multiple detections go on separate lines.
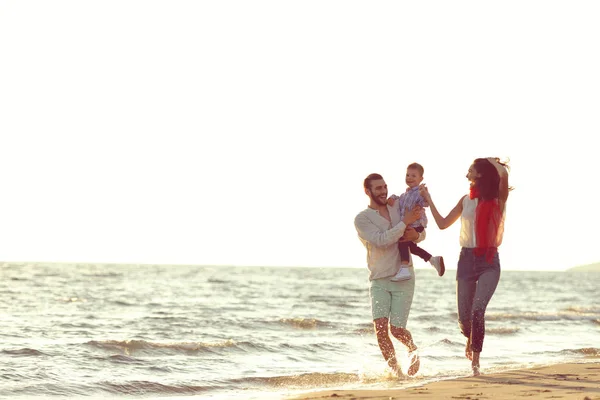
354, 205, 426, 280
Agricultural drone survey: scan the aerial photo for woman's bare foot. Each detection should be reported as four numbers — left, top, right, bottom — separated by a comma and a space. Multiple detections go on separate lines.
472, 364, 481, 376
465, 338, 473, 361
407, 351, 420, 376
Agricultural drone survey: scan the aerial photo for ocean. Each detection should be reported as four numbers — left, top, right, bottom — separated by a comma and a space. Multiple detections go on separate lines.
1, 262, 598, 399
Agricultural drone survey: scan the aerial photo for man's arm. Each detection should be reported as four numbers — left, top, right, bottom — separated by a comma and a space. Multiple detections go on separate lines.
415, 228, 426, 243
354, 213, 407, 248
398, 226, 426, 243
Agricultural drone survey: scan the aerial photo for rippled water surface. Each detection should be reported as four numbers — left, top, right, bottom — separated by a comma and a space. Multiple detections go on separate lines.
1, 263, 598, 399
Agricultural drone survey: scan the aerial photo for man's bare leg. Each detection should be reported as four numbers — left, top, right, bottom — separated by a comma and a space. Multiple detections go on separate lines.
390, 325, 420, 376
374, 318, 402, 377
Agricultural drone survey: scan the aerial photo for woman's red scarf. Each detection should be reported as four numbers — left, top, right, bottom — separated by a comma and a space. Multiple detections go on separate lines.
470, 185, 502, 262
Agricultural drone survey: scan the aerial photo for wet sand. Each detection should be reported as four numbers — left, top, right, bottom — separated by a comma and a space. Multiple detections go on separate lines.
291, 362, 600, 400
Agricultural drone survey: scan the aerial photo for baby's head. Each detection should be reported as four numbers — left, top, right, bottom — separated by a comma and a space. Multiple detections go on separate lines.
405, 162, 424, 188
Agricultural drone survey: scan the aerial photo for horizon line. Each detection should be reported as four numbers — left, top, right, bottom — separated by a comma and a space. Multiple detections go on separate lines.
0, 260, 584, 272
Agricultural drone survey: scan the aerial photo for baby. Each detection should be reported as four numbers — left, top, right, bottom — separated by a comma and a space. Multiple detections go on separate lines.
388, 162, 445, 281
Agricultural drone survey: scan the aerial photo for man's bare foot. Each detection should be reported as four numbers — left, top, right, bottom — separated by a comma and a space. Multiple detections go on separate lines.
465, 338, 473, 361
407, 351, 420, 376
387, 359, 404, 379
390, 364, 405, 379
472, 364, 481, 376
387, 356, 403, 378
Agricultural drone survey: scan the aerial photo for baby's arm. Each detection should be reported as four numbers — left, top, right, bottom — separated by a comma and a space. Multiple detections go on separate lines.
387, 194, 402, 207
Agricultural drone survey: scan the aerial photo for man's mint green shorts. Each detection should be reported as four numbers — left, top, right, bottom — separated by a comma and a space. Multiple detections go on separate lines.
369, 269, 415, 328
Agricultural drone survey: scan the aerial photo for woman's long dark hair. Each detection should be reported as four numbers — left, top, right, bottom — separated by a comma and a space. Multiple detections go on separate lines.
472, 158, 504, 201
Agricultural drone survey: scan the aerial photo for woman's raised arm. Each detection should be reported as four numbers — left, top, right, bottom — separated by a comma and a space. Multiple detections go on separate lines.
419, 184, 464, 230
487, 157, 510, 209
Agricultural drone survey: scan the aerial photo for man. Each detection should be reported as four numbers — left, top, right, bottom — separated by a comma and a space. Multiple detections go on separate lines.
354, 173, 424, 377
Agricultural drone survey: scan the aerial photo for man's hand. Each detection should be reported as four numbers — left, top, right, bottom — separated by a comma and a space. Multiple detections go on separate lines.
402, 205, 423, 225
399, 227, 419, 242
387, 197, 396, 207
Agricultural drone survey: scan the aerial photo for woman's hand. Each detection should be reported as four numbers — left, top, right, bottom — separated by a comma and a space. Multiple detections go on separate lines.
419, 184, 431, 203
487, 157, 510, 203
420, 183, 464, 230
487, 157, 509, 176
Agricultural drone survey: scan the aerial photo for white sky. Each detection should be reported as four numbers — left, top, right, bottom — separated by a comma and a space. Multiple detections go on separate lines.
1, 1, 599, 271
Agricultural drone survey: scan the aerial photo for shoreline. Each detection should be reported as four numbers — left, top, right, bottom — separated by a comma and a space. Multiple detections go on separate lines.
289, 361, 600, 400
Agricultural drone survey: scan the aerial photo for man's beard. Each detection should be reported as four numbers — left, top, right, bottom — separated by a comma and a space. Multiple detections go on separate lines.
371, 193, 388, 206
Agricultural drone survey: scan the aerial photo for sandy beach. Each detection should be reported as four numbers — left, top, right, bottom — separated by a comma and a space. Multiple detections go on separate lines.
291, 362, 600, 400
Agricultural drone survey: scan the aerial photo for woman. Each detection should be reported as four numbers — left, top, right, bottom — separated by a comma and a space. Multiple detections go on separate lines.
419, 157, 510, 376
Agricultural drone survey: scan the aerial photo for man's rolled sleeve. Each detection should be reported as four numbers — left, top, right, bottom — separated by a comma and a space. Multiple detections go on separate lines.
354, 213, 407, 248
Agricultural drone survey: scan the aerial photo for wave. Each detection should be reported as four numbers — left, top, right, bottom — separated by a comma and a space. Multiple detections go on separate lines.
107, 354, 147, 364
10, 383, 93, 396
416, 338, 465, 351
2, 348, 46, 357
413, 313, 456, 322
99, 381, 210, 395
335, 287, 367, 294
486, 327, 520, 335
143, 315, 191, 322
207, 277, 230, 284
112, 300, 137, 307
353, 327, 373, 335
86, 339, 260, 354
86, 337, 349, 359
59, 322, 96, 329
238, 372, 360, 389
59, 296, 87, 303
530, 347, 600, 357
82, 272, 122, 278
306, 295, 363, 306
486, 310, 600, 322
331, 301, 360, 309
562, 306, 600, 314
279, 318, 331, 329
563, 347, 600, 357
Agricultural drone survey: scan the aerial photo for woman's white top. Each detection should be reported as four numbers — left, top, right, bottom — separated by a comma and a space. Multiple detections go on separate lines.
459, 195, 505, 248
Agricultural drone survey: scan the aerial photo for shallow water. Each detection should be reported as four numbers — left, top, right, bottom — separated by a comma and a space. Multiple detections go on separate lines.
1, 263, 598, 399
